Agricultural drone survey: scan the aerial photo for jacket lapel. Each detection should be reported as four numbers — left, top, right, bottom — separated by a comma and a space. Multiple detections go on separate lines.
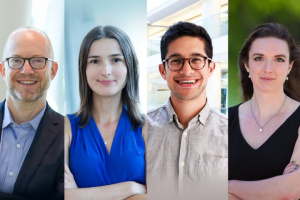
13, 103, 61, 195
0, 100, 5, 141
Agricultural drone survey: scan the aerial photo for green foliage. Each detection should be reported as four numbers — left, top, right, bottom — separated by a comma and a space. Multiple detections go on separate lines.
229, 0, 300, 106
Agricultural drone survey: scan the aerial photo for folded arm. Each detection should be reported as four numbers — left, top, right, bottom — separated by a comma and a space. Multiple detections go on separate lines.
229, 129, 300, 200
229, 170, 300, 200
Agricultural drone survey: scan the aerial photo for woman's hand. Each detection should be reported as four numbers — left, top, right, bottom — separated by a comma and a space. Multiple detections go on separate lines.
125, 194, 146, 200
228, 193, 243, 200
283, 161, 299, 175
129, 182, 146, 196
65, 163, 78, 189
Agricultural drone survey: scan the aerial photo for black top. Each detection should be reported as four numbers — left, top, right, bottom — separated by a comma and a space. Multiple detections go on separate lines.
229, 104, 300, 181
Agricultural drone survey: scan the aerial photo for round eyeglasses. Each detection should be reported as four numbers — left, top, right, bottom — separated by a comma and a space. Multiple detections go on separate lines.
162, 55, 212, 71
2, 57, 54, 70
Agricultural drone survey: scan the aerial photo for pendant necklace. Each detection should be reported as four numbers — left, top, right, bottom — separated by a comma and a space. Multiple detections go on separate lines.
104, 131, 115, 145
250, 95, 286, 133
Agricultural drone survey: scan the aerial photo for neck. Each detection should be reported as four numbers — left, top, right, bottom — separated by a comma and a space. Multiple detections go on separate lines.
6, 95, 46, 125
251, 90, 286, 120
170, 92, 207, 129
92, 94, 123, 124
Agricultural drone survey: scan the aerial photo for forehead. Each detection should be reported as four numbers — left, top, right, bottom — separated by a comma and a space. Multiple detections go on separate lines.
88, 38, 122, 56
250, 37, 289, 55
5, 30, 49, 57
167, 36, 206, 57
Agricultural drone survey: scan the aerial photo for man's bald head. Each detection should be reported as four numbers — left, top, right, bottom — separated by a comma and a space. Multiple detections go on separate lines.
0, 26, 58, 104
2, 27, 54, 60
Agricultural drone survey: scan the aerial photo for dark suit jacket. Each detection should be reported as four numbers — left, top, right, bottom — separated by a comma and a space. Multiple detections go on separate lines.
0, 100, 64, 200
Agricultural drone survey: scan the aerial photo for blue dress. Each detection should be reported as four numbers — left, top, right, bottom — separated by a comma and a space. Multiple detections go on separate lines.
68, 108, 145, 188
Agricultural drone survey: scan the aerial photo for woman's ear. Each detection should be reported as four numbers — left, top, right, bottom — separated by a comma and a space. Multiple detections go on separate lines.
288, 61, 294, 74
244, 61, 250, 73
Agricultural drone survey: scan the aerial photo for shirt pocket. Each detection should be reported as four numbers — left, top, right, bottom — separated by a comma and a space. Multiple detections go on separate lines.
198, 155, 228, 180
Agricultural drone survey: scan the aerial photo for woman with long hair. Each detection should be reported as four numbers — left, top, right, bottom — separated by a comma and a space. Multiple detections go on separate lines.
64, 26, 146, 200
229, 23, 300, 199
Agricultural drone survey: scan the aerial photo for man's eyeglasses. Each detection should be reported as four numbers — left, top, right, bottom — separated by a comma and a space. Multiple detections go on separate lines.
2, 57, 54, 70
162, 55, 212, 71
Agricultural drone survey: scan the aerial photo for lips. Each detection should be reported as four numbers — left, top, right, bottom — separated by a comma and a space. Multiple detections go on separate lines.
97, 80, 115, 85
174, 77, 201, 88
17, 80, 38, 85
178, 80, 196, 84
18, 81, 37, 84
260, 77, 275, 81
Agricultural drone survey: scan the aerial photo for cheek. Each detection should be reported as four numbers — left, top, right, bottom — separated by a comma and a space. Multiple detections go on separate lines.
86, 67, 97, 85
86, 65, 99, 77
114, 67, 127, 81
247, 63, 260, 73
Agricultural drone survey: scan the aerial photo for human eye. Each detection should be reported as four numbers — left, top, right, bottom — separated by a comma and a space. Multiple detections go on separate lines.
32, 58, 44, 63
170, 58, 183, 65
275, 57, 285, 62
111, 57, 122, 63
191, 57, 204, 63
254, 57, 263, 61
89, 59, 100, 64
10, 57, 22, 63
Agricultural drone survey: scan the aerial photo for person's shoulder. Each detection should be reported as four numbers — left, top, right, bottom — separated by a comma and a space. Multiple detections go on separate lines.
228, 104, 241, 112
0, 100, 5, 117
0, 100, 5, 108
147, 104, 167, 117
46, 104, 64, 123
208, 107, 228, 122
228, 103, 244, 119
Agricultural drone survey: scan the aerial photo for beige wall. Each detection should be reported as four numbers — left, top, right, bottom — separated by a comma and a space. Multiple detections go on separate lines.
0, 0, 32, 101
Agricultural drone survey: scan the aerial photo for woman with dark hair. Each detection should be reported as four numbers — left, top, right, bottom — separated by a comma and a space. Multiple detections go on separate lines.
228, 23, 300, 199
64, 26, 146, 200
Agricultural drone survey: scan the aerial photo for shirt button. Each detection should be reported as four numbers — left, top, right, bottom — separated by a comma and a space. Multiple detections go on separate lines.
16, 144, 21, 148
180, 162, 185, 166
9, 172, 13, 176
183, 131, 188, 136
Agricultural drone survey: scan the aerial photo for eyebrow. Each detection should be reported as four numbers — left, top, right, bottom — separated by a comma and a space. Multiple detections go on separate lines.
88, 54, 123, 58
10, 54, 45, 58
168, 53, 207, 58
252, 53, 287, 58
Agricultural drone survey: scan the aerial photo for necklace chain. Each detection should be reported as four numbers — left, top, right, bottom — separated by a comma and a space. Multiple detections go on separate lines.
250, 95, 287, 133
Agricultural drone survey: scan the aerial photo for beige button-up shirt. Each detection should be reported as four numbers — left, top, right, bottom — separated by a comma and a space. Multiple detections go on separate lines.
147, 99, 228, 200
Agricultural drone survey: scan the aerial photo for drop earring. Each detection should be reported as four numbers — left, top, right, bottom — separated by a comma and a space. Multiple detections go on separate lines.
286, 76, 289, 80
248, 74, 251, 78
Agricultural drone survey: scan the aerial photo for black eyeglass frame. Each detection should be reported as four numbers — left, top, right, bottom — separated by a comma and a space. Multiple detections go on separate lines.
162, 55, 212, 71
2, 57, 54, 70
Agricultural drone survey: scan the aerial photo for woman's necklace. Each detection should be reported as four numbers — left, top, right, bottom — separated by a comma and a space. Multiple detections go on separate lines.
250, 95, 286, 133
104, 131, 115, 145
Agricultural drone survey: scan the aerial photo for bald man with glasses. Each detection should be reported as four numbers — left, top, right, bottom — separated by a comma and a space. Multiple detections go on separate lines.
0, 27, 63, 200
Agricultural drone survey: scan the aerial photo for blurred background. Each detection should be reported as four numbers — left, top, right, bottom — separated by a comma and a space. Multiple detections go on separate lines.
64, 0, 147, 114
0, 0, 228, 115
147, 0, 228, 114
0, 0, 64, 112
0, 0, 146, 115
228, 0, 300, 106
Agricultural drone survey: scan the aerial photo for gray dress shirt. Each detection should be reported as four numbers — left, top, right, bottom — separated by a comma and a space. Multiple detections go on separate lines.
147, 99, 228, 200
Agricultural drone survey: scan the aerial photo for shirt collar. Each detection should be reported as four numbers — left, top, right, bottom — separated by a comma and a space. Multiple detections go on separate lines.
165, 97, 211, 126
166, 98, 177, 124
2, 101, 47, 131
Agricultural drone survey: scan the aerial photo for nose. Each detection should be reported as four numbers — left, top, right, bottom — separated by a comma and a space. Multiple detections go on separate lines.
101, 61, 112, 76
179, 59, 194, 75
20, 60, 34, 74
264, 59, 273, 73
